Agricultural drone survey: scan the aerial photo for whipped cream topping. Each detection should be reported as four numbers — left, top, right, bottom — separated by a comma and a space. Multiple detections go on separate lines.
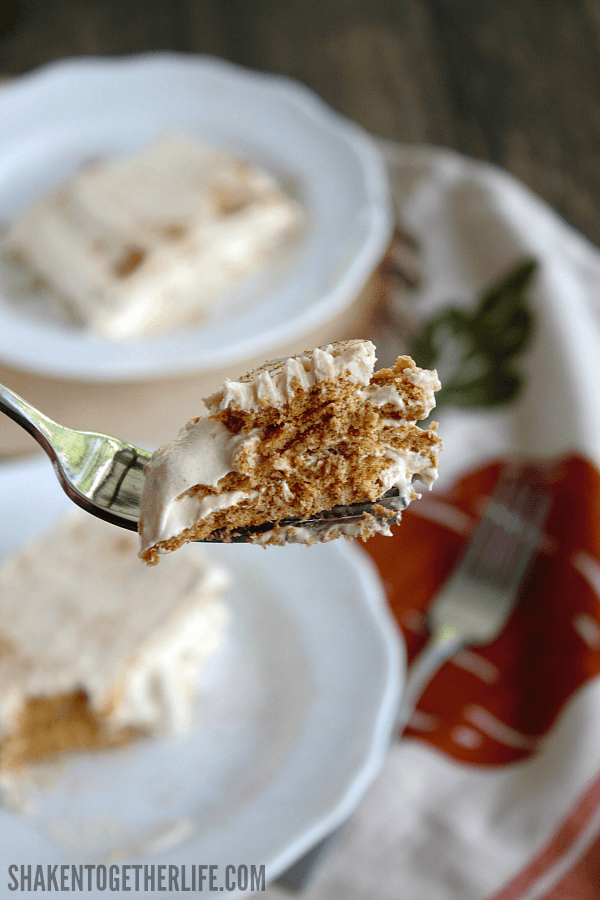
3, 133, 302, 338
0, 512, 229, 745
205, 340, 377, 413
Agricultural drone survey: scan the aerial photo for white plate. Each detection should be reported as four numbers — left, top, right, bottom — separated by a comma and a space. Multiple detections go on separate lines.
0, 455, 404, 896
0, 54, 393, 381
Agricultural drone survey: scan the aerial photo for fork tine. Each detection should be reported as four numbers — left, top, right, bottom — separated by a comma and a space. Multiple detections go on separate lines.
498, 486, 552, 592
427, 464, 552, 645
462, 473, 551, 588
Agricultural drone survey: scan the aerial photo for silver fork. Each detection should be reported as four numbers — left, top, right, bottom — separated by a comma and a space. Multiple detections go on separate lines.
397, 463, 552, 731
0, 382, 407, 540
274, 463, 552, 893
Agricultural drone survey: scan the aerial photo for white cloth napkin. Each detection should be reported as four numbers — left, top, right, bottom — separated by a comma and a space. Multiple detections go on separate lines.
266, 144, 600, 900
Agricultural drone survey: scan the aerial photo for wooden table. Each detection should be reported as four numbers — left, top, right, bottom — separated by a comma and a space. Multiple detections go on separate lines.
2, 0, 600, 245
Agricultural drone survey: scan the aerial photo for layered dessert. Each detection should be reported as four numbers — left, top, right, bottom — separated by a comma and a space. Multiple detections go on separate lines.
0, 512, 228, 782
1, 133, 301, 338
139, 339, 442, 565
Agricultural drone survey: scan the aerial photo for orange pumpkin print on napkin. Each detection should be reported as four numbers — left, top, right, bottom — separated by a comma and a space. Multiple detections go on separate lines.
365, 455, 600, 766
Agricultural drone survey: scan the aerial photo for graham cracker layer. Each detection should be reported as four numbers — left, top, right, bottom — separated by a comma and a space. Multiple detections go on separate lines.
0, 691, 142, 774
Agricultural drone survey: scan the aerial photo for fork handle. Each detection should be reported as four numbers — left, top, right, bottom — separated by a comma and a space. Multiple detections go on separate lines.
0, 383, 62, 457
397, 624, 464, 733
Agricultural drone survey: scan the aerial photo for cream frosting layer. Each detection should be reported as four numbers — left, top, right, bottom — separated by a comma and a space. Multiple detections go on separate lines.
205, 340, 377, 413
0, 511, 229, 744
3, 133, 301, 338
139, 417, 256, 555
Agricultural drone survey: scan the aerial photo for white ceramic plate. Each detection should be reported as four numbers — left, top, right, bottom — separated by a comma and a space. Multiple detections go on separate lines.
0, 53, 393, 381
0, 455, 404, 896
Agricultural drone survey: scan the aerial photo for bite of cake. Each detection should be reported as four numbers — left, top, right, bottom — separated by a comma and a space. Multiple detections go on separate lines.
139, 339, 442, 564
0, 512, 228, 784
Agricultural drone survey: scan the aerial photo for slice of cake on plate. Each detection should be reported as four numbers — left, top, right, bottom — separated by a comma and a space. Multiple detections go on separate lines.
1, 132, 301, 338
0, 511, 228, 785
139, 339, 442, 564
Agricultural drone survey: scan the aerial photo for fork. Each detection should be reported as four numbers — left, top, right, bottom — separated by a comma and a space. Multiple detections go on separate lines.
274, 463, 552, 892
0, 382, 407, 540
397, 463, 552, 732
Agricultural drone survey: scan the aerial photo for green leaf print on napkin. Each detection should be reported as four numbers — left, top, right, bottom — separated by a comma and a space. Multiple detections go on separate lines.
413, 258, 538, 409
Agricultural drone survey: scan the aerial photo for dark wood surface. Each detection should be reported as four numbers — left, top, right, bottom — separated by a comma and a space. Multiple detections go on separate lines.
2, 0, 600, 245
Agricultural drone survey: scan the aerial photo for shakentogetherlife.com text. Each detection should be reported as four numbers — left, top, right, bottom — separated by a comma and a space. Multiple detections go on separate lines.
7, 863, 266, 893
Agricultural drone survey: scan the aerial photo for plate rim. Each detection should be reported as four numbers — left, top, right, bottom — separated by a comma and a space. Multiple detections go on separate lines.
0, 52, 393, 382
